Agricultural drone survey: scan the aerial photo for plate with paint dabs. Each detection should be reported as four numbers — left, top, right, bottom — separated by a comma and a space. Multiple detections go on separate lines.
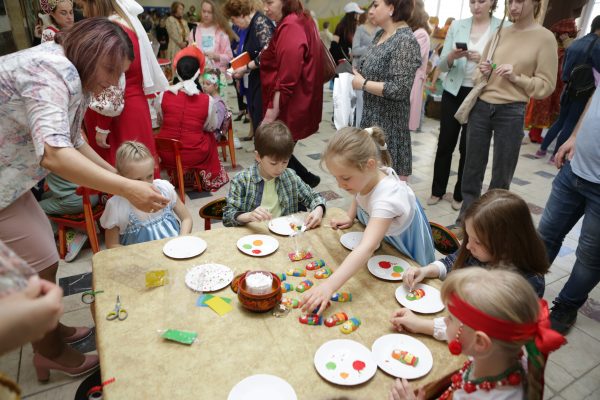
236, 234, 279, 257
314, 339, 377, 385
367, 255, 410, 281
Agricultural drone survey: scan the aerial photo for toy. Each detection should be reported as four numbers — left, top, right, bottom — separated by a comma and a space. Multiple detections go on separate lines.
306, 259, 325, 270
287, 268, 306, 277
296, 279, 313, 293
299, 314, 322, 325
281, 282, 294, 293
314, 267, 332, 279
281, 297, 301, 309
340, 317, 361, 334
406, 288, 425, 301
276, 272, 286, 281
289, 222, 304, 232
331, 292, 352, 302
391, 350, 419, 367
324, 312, 348, 327
288, 251, 312, 261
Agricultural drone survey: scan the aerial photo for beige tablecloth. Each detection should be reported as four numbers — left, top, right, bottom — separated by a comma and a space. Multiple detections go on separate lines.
93, 208, 463, 399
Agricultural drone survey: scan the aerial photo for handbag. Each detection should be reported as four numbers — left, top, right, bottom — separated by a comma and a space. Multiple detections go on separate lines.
321, 40, 337, 83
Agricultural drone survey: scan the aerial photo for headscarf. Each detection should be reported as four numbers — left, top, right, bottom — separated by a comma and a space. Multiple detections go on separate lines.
39, 0, 72, 14
168, 47, 206, 96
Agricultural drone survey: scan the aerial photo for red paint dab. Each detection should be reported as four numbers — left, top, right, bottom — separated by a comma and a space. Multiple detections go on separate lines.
252, 249, 262, 254
379, 261, 392, 269
352, 360, 366, 372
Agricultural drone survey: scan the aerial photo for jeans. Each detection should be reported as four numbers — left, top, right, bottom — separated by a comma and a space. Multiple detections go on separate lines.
540, 92, 587, 154
538, 162, 600, 309
458, 100, 526, 220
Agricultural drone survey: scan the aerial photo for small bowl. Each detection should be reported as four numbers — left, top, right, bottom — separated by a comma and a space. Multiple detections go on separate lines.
238, 271, 282, 312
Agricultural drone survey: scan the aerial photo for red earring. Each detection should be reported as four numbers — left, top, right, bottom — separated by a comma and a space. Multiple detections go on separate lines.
448, 325, 463, 355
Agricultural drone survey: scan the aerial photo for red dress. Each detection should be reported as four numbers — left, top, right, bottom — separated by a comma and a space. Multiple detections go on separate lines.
84, 24, 159, 176
156, 91, 229, 191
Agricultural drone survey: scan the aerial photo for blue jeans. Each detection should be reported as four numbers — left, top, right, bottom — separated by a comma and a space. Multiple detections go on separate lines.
540, 93, 587, 154
538, 162, 600, 309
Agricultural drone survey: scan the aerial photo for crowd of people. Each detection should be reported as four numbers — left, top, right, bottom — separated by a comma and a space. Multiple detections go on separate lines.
1, 0, 599, 398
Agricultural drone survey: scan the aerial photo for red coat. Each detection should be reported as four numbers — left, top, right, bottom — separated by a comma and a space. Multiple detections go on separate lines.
260, 13, 323, 141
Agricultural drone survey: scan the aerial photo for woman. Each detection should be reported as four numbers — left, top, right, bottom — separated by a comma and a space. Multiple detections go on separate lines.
39, 0, 74, 43
0, 17, 168, 382
165, 1, 189, 61
457, 0, 557, 222
407, 0, 430, 132
82, 0, 169, 177
225, 0, 275, 133
188, 0, 235, 74
260, 0, 323, 188
352, 3, 378, 127
330, 2, 363, 63
428, 0, 504, 210
352, 0, 421, 180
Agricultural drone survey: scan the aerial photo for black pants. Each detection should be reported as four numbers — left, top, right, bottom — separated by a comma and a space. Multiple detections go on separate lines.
288, 152, 318, 186
431, 87, 471, 201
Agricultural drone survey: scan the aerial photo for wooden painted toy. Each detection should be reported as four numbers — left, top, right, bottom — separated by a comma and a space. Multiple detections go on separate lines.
305, 259, 325, 270
287, 268, 306, 277
314, 267, 332, 279
325, 312, 349, 327
281, 297, 300, 309
391, 350, 419, 367
331, 292, 352, 302
299, 314, 322, 325
277, 273, 286, 281
340, 317, 361, 334
406, 288, 425, 301
295, 279, 313, 293
281, 282, 294, 293
310, 301, 330, 315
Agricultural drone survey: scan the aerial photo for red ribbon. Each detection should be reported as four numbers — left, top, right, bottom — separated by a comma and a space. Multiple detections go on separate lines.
448, 293, 566, 354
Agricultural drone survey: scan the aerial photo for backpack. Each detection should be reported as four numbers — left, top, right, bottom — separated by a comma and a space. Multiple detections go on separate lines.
566, 36, 599, 101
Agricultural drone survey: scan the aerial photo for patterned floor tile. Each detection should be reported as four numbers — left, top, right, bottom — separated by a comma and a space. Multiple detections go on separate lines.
521, 154, 539, 159
449, 170, 458, 176
512, 177, 531, 186
535, 170, 556, 179
318, 190, 342, 201
307, 153, 321, 160
59, 272, 92, 297
580, 298, 600, 323
558, 245, 575, 257
527, 202, 544, 215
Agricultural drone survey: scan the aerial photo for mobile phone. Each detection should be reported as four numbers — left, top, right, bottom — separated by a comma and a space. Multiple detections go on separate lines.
456, 42, 468, 51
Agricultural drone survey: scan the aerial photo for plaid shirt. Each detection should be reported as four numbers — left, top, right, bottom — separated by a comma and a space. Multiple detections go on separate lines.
223, 163, 326, 226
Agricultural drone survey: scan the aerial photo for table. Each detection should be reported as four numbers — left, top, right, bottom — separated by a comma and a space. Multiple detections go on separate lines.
92, 208, 464, 399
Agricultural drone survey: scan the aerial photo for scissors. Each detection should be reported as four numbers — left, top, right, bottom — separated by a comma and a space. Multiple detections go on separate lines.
106, 295, 128, 321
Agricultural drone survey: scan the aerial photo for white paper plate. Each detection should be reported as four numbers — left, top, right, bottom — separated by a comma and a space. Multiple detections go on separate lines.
314, 339, 377, 386
394, 283, 444, 314
371, 334, 433, 379
367, 255, 409, 281
228, 374, 297, 400
163, 236, 207, 259
340, 232, 363, 251
268, 216, 305, 236
236, 234, 279, 257
185, 263, 233, 292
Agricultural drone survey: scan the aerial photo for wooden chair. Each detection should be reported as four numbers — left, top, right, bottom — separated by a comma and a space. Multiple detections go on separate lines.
217, 113, 236, 168
198, 197, 227, 230
429, 222, 461, 256
155, 137, 203, 203
47, 187, 104, 260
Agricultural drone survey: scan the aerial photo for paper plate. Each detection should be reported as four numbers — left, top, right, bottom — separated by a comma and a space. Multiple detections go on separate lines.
314, 339, 377, 386
394, 283, 444, 314
163, 236, 207, 259
228, 374, 297, 400
340, 232, 363, 251
268, 216, 305, 236
185, 263, 234, 292
367, 255, 410, 281
371, 334, 433, 379
236, 234, 279, 257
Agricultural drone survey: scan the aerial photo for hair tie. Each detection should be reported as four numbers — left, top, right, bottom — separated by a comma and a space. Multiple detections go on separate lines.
364, 127, 374, 135
380, 143, 388, 151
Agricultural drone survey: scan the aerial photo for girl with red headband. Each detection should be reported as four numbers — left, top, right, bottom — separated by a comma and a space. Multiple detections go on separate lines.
389, 268, 565, 400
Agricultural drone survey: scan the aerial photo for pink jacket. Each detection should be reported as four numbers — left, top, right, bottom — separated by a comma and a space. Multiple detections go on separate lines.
188, 25, 233, 73
409, 28, 430, 131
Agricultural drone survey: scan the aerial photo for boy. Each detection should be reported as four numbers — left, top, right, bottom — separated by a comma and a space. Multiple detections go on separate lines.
223, 121, 326, 227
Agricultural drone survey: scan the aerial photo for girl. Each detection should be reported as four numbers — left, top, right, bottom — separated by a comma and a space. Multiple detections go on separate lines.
301, 127, 435, 314
100, 141, 192, 248
403, 189, 549, 298
389, 268, 565, 400
202, 67, 229, 139
39, 0, 74, 43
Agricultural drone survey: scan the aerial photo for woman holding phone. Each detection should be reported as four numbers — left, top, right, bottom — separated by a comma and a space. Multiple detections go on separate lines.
428, 0, 505, 210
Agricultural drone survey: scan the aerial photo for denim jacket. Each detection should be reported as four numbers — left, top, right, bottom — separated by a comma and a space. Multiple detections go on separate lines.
562, 32, 600, 83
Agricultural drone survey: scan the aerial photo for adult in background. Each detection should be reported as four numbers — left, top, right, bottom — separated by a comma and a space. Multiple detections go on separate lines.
352, 0, 421, 180
457, 0, 557, 224
407, 0, 430, 133
260, 0, 323, 188
165, 1, 189, 61
226, 0, 275, 133
428, 0, 503, 210
0, 17, 168, 382
330, 2, 363, 63
39, 0, 74, 43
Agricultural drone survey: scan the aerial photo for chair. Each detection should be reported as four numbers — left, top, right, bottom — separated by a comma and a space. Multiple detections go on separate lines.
47, 187, 105, 260
154, 137, 203, 203
198, 197, 226, 230
429, 222, 461, 256
217, 113, 236, 168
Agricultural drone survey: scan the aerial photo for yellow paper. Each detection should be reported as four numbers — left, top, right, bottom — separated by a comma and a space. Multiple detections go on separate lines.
145, 270, 168, 288
205, 296, 233, 316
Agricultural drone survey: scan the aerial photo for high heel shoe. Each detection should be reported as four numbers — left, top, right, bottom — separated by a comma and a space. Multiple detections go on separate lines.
234, 111, 246, 122
62, 326, 92, 344
33, 352, 99, 382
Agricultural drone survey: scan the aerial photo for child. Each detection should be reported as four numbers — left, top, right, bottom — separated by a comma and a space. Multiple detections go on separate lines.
301, 127, 435, 314
389, 268, 565, 400
223, 121, 326, 227
201, 67, 232, 144
100, 141, 192, 248
402, 189, 549, 298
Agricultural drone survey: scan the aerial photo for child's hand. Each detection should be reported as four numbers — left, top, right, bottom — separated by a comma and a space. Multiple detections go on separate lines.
247, 207, 272, 222
305, 207, 323, 229
330, 214, 354, 230
390, 308, 425, 334
95, 130, 110, 149
389, 378, 425, 400
301, 283, 333, 315
402, 267, 425, 290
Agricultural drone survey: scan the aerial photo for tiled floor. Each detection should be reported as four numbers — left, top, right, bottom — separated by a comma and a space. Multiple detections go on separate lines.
2, 86, 599, 399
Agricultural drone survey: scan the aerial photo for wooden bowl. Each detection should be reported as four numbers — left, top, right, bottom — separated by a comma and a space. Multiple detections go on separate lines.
237, 272, 282, 312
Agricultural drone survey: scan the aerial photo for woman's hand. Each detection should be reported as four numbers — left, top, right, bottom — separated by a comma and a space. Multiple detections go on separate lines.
232, 66, 246, 80
305, 207, 323, 229
389, 378, 425, 400
206, 51, 220, 62
352, 68, 366, 90
495, 64, 517, 82
466, 50, 481, 63
330, 214, 354, 230
125, 180, 169, 213
447, 48, 468, 65
95, 130, 110, 149
262, 107, 278, 124
301, 282, 333, 315
479, 60, 493, 75
402, 267, 426, 290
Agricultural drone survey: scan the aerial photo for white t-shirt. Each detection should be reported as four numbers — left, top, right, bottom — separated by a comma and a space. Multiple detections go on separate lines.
100, 179, 178, 234
197, 26, 216, 53
462, 24, 493, 87
355, 167, 416, 236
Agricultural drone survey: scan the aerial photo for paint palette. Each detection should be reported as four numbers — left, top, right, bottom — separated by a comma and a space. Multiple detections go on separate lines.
367, 255, 409, 281
313, 339, 377, 386
268, 215, 306, 236
339, 232, 363, 251
394, 283, 444, 314
228, 374, 297, 400
236, 234, 279, 257
371, 334, 433, 379
184, 263, 234, 292
163, 236, 207, 259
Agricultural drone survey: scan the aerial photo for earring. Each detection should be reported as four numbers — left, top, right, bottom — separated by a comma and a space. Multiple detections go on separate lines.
389, 12, 393, 16
448, 325, 463, 355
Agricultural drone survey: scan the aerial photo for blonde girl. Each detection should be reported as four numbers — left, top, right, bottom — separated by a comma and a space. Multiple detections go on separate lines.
100, 141, 192, 248
301, 127, 435, 314
389, 268, 565, 400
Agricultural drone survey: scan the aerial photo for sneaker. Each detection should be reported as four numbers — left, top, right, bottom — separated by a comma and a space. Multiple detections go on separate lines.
65, 230, 88, 263
549, 301, 578, 334
451, 199, 462, 211
549, 155, 556, 165
305, 173, 321, 188
426, 196, 441, 206
534, 149, 547, 159
233, 137, 242, 149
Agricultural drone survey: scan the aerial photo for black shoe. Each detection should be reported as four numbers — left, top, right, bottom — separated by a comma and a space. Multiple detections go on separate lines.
243, 116, 250, 124
305, 173, 321, 188
234, 112, 245, 122
550, 301, 578, 335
